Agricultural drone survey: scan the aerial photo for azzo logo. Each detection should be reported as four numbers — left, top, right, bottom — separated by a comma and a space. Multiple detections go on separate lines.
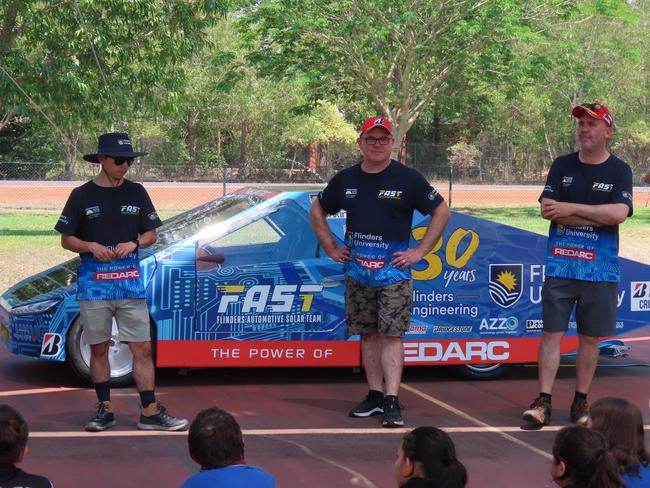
592, 182, 613, 192
121, 205, 140, 215
41, 333, 62, 357
488, 264, 523, 308
378, 190, 402, 199
631, 282, 650, 311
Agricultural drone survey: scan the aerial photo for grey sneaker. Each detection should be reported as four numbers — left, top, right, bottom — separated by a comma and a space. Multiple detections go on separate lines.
85, 401, 116, 432
137, 402, 188, 431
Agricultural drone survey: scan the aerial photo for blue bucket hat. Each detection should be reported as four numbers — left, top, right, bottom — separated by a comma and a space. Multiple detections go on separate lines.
83, 132, 147, 163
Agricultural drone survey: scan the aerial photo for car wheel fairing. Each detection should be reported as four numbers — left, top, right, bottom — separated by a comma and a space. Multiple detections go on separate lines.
454, 363, 510, 380
66, 317, 141, 387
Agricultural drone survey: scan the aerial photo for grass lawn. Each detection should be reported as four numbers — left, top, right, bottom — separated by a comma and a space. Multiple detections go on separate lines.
1, 207, 649, 293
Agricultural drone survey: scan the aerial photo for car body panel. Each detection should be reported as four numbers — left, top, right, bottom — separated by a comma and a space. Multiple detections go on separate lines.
1, 187, 649, 372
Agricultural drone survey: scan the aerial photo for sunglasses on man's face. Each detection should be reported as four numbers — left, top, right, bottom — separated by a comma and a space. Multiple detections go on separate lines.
581, 103, 602, 112
112, 157, 134, 166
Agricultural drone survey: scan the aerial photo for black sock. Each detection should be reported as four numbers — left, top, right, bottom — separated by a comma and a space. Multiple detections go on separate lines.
368, 389, 384, 399
574, 391, 587, 402
384, 395, 398, 403
139, 390, 156, 408
539, 392, 552, 403
94, 381, 110, 403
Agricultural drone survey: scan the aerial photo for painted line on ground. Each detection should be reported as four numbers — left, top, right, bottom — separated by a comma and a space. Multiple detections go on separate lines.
28, 425, 650, 438
401, 382, 553, 460
0, 387, 84, 397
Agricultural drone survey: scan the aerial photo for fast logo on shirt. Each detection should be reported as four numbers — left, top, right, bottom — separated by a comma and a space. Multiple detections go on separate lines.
355, 257, 386, 270
378, 189, 403, 199
94, 268, 141, 281
121, 205, 141, 215
85, 206, 100, 219
552, 246, 596, 261
592, 182, 613, 192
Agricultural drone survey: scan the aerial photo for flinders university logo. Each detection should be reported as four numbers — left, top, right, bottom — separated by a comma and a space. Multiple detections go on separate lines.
489, 264, 523, 308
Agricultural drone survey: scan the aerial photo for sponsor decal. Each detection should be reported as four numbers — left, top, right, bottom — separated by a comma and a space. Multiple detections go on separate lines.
631, 281, 650, 311
431, 325, 472, 333
404, 341, 510, 362
479, 317, 519, 335
525, 319, 544, 331
407, 325, 428, 334
562, 176, 573, 187
488, 264, 523, 308
592, 182, 613, 192
85, 206, 100, 219
622, 191, 632, 202
121, 205, 140, 215
216, 284, 323, 314
378, 189, 403, 199
551, 246, 595, 261
58, 214, 69, 225
355, 257, 386, 270
117, 138, 131, 146
94, 269, 141, 281
345, 188, 358, 198
544, 185, 554, 192
41, 333, 62, 357
428, 189, 438, 200
148, 211, 159, 221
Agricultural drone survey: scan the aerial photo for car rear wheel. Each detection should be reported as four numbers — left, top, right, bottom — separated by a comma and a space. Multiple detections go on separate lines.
453, 363, 510, 380
66, 317, 155, 387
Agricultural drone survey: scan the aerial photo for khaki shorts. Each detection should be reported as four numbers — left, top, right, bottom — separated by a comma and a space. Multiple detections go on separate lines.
79, 299, 151, 345
345, 276, 412, 337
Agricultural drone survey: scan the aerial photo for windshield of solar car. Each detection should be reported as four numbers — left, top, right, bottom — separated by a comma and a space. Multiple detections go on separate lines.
151, 194, 258, 251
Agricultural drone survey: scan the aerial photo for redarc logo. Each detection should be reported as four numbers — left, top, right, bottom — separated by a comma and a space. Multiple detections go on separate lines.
355, 257, 385, 270
552, 246, 595, 261
403, 341, 509, 362
94, 269, 140, 281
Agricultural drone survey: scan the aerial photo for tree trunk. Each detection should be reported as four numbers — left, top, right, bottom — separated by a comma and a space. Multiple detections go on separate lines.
308, 140, 318, 171
239, 122, 249, 178
399, 133, 407, 164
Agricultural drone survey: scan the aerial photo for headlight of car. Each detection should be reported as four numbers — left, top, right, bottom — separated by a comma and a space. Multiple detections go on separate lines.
12, 299, 62, 316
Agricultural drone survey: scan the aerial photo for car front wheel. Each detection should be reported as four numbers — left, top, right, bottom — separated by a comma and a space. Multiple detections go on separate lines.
454, 363, 510, 380
66, 317, 146, 387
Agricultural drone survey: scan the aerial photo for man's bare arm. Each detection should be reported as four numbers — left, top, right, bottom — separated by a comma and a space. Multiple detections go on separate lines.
309, 201, 351, 263
540, 198, 628, 227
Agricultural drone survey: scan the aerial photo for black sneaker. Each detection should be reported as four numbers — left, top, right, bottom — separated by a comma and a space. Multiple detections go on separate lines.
84, 401, 116, 432
522, 397, 552, 425
381, 396, 404, 428
570, 398, 589, 426
349, 392, 384, 417
137, 402, 188, 431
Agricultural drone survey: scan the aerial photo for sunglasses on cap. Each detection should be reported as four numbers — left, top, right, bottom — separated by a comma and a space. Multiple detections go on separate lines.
112, 156, 134, 166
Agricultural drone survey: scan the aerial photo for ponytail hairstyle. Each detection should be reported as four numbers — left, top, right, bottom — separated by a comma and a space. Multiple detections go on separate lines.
590, 397, 650, 477
552, 426, 625, 488
401, 426, 467, 488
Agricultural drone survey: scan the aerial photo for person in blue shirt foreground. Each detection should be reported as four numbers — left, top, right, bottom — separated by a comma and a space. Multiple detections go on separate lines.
181, 407, 275, 488
310, 116, 450, 428
589, 397, 650, 488
523, 104, 633, 426
55, 132, 187, 432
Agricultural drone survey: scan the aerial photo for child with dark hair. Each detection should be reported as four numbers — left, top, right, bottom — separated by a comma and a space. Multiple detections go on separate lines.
181, 407, 275, 488
0, 404, 53, 488
590, 397, 650, 487
552, 425, 625, 488
394, 426, 467, 488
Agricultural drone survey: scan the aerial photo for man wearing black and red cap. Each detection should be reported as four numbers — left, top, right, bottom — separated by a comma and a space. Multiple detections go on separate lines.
310, 116, 450, 427
55, 132, 188, 432
523, 104, 633, 426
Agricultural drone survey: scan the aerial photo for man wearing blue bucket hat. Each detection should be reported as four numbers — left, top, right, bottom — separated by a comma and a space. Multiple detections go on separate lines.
55, 132, 188, 432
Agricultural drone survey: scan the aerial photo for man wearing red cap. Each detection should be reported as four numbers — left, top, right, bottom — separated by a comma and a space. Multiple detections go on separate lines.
310, 116, 450, 427
523, 104, 633, 426
55, 132, 188, 432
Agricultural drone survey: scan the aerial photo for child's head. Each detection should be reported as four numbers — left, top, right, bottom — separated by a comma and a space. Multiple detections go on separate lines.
0, 405, 29, 466
187, 407, 244, 470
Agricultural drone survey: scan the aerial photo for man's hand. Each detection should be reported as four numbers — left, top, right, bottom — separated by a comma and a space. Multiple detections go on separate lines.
541, 200, 574, 221
391, 248, 426, 269
113, 241, 138, 259
327, 246, 351, 263
88, 242, 116, 262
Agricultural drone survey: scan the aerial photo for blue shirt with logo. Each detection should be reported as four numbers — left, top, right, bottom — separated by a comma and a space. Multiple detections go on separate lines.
539, 152, 633, 282
181, 465, 276, 488
55, 179, 162, 300
318, 160, 443, 286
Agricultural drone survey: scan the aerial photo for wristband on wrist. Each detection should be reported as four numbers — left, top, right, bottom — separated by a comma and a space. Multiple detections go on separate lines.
132, 239, 140, 251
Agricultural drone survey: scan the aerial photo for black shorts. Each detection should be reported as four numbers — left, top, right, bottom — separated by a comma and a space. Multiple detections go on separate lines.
542, 276, 618, 337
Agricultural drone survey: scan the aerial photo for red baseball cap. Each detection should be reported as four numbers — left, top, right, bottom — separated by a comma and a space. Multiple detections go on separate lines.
360, 116, 393, 136
571, 103, 614, 127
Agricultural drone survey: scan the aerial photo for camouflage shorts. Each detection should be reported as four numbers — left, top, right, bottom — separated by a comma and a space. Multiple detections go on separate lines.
345, 276, 413, 337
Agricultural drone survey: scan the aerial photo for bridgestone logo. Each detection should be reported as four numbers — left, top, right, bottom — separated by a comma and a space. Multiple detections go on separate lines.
552, 246, 595, 261
94, 269, 140, 281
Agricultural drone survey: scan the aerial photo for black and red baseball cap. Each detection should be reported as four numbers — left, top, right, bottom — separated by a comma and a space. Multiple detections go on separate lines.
571, 103, 614, 127
359, 116, 393, 136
